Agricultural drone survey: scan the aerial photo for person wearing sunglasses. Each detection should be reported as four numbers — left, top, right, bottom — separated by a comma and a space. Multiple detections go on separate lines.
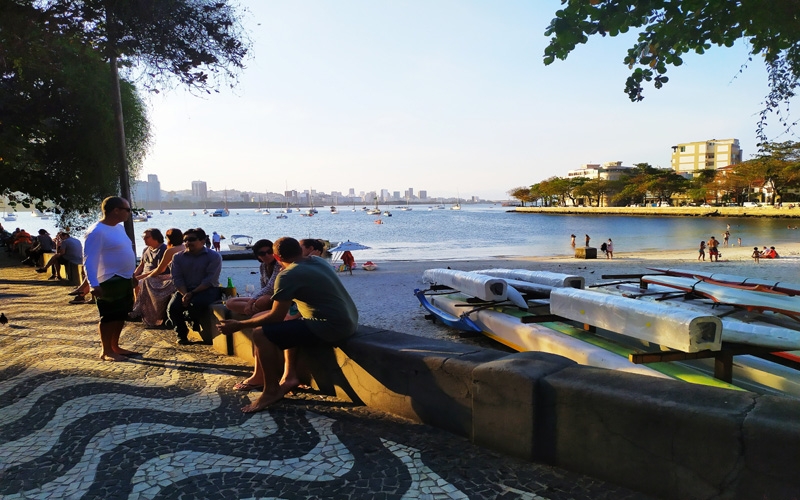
218, 236, 358, 413
82, 196, 138, 361
168, 227, 222, 345
225, 239, 277, 317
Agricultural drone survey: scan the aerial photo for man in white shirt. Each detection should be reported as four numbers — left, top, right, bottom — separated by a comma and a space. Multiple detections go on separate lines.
84, 196, 138, 361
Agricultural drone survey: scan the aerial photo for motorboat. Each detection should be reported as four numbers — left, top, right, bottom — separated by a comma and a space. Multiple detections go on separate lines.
382, 210, 392, 217
330, 206, 339, 214
31, 209, 51, 219
210, 208, 229, 217
228, 234, 253, 251
3, 212, 17, 222
276, 213, 288, 219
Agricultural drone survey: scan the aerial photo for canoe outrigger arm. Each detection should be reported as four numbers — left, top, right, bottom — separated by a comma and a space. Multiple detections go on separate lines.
413, 289, 482, 333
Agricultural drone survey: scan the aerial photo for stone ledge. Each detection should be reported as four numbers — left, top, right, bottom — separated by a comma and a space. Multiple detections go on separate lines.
201, 312, 800, 499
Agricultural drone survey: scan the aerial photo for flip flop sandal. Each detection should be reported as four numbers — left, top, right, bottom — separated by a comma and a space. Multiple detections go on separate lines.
233, 381, 263, 392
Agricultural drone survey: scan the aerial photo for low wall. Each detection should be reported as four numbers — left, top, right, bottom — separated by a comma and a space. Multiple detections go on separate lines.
207, 311, 800, 499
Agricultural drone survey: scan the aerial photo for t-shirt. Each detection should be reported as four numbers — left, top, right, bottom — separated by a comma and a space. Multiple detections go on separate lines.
272, 256, 358, 343
83, 221, 137, 287
59, 237, 83, 265
36, 235, 55, 252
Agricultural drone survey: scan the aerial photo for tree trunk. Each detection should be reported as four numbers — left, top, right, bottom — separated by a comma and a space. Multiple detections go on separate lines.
109, 51, 136, 250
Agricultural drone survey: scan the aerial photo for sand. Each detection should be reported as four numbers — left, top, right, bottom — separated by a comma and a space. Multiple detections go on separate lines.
338, 242, 800, 343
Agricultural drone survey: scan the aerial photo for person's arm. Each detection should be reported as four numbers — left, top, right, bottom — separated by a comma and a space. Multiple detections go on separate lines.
218, 299, 292, 335
84, 231, 102, 292
142, 247, 177, 279
133, 251, 146, 278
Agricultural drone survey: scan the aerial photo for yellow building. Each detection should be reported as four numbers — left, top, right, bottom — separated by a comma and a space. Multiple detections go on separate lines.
670, 139, 742, 176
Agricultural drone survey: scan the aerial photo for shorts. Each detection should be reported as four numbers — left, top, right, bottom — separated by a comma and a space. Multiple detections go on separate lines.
97, 276, 134, 323
257, 319, 321, 350
709, 248, 719, 255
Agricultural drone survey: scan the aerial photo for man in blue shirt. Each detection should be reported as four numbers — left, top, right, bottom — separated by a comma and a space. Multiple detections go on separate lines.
168, 227, 222, 345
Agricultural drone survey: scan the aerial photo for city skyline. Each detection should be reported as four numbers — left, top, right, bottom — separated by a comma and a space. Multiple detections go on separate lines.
136, 1, 793, 200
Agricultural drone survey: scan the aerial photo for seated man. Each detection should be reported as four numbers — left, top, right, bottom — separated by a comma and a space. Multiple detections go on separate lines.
168, 227, 222, 345
36, 231, 83, 280
218, 237, 358, 413
23, 229, 54, 265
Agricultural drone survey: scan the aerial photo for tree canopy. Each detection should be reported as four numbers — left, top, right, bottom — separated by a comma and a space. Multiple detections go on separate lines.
543, 1, 800, 140
0, 1, 150, 222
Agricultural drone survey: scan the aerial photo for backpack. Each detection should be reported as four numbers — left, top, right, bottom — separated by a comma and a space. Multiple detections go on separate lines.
600, 242, 607, 252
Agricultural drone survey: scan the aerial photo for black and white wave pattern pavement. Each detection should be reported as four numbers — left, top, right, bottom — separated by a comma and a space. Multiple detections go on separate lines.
0, 326, 648, 499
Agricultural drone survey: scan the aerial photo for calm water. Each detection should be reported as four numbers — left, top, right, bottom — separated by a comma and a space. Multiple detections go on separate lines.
11, 205, 800, 262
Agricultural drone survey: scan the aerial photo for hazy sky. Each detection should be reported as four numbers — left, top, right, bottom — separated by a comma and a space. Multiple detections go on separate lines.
138, 1, 793, 200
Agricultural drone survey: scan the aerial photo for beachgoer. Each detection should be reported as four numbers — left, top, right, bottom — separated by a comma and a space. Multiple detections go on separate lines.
606, 239, 613, 259
300, 238, 324, 257
698, 240, 706, 261
225, 239, 278, 317
83, 196, 138, 361
570, 234, 576, 247
341, 250, 355, 275
168, 227, 222, 345
130, 228, 184, 327
36, 230, 82, 280
217, 237, 358, 413
23, 229, 55, 266
737, 237, 742, 247
723, 230, 730, 247
212, 231, 222, 251
752, 247, 760, 263
133, 228, 167, 294
585, 234, 590, 247
707, 236, 720, 262
764, 246, 779, 259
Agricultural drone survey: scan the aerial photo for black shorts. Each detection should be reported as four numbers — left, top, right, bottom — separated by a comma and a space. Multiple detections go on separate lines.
257, 319, 321, 350
97, 276, 134, 323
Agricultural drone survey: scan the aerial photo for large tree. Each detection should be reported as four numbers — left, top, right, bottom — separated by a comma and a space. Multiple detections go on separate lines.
543, 1, 800, 140
22, 0, 249, 240
0, 1, 150, 227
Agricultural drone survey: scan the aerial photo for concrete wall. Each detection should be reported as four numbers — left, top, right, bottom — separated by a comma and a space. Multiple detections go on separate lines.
208, 313, 800, 499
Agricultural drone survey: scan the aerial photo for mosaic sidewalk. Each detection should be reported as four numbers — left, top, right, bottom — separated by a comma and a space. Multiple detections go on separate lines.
0, 261, 653, 499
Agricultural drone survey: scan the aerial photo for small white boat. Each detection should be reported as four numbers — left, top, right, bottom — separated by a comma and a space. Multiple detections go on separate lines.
366, 208, 381, 215
191, 212, 197, 216
382, 210, 392, 217
210, 208, 229, 217
330, 206, 339, 214
31, 209, 51, 219
3, 212, 17, 222
228, 235, 253, 251
276, 214, 288, 219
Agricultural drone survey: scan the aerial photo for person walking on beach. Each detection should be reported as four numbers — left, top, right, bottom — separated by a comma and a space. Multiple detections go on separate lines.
570, 234, 576, 247
698, 240, 706, 261
605, 238, 613, 259
723, 230, 730, 247
212, 231, 222, 251
752, 247, 760, 263
83, 196, 138, 362
217, 237, 358, 413
707, 236, 720, 262
584, 234, 590, 247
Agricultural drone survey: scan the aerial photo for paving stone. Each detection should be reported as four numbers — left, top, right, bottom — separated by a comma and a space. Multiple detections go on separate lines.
0, 255, 653, 499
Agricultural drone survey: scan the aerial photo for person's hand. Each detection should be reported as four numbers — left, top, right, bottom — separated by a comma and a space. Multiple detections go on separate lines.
217, 319, 242, 335
182, 292, 192, 306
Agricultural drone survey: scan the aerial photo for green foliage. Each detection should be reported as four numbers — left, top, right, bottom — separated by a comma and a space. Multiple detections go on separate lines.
543, 0, 800, 140
0, 2, 151, 221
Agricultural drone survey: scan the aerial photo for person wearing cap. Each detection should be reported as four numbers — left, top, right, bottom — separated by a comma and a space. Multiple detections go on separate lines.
22, 229, 55, 266
36, 230, 83, 280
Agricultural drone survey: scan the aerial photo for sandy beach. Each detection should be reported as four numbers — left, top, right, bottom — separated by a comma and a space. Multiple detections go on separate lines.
338, 241, 800, 344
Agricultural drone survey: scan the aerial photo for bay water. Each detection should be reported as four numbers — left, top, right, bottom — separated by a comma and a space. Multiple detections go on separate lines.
13, 204, 800, 262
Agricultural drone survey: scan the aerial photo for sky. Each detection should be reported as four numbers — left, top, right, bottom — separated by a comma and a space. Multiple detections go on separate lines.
137, 0, 796, 200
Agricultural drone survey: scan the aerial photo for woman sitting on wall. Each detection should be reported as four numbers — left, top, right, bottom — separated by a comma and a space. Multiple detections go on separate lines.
130, 228, 184, 327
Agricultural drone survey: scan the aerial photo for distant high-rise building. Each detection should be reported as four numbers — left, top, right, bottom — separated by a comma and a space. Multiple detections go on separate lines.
671, 139, 742, 176
192, 181, 208, 201
146, 174, 161, 207
380, 189, 390, 201
392, 191, 400, 200
131, 180, 148, 208
348, 188, 356, 197
407, 188, 414, 199
419, 190, 427, 200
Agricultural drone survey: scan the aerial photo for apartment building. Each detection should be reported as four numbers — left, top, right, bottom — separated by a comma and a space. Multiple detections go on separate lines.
670, 139, 742, 176
566, 161, 632, 181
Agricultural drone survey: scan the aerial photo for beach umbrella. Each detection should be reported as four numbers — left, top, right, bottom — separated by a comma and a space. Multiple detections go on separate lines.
328, 240, 371, 252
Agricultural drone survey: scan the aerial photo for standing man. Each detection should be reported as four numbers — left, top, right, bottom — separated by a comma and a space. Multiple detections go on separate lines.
707, 236, 720, 262
83, 196, 137, 361
218, 237, 358, 413
168, 227, 222, 345
212, 231, 222, 251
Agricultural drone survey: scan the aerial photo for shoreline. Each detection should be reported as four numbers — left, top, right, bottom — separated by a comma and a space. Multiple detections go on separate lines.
513, 205, 800, 219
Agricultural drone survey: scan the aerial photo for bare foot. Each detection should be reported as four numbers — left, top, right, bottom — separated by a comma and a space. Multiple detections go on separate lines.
241, 391, 284, 413
279, 376, 300, 394
113, 348, 140, 356
100, 352, 127, 362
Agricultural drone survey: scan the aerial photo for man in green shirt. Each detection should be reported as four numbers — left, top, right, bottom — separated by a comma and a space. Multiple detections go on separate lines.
218, 236, 358, 413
